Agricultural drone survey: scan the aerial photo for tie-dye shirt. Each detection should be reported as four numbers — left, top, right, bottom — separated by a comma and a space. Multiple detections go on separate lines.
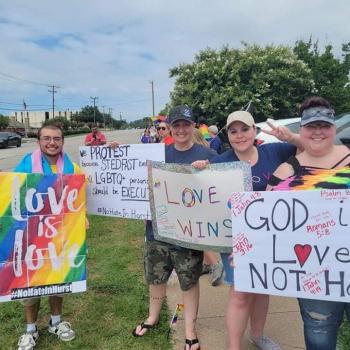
271, 155, 350, 191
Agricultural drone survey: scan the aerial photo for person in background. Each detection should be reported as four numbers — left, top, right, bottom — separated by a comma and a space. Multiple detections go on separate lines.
15, 124, 83, 350
208, 125, 222, 152
84, 124, 106, 146
133, 106, 216, 350
193, 110, 302, 350
149, 125, 158, 143
197, 116, 211, 141
156, 121, 174, 145
141, 128, 152, 143
268, 96, 350, 350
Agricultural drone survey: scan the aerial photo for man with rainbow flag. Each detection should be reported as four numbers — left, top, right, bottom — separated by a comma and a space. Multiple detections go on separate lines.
15, 124, 81, 350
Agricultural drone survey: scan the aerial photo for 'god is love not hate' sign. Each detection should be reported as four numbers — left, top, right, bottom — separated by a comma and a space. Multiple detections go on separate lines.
232, 189, 350, 302
148, 161, 252, 252
0, 172, 86, 303
79, 144, 165, 220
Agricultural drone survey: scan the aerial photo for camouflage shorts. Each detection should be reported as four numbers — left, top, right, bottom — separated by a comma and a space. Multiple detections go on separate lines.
144, 240, 203, 291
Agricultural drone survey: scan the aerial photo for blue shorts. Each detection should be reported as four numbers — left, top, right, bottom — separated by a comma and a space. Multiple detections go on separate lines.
220, 252, 234, 286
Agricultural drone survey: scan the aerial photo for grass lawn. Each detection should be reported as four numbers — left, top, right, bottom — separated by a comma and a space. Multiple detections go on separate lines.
0, 215, 172, 350
338, 319, 350, 349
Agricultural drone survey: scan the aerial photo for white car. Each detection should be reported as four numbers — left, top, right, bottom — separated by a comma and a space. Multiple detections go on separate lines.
256, 117, 301, 144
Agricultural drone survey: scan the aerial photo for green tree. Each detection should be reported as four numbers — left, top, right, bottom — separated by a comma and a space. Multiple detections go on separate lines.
0, 114, 9, 130
43, 116, 70, 130
77, 105, 103, 124
169, 44, 314, 125
128, 117, 152, 129
293, 39, 350, 113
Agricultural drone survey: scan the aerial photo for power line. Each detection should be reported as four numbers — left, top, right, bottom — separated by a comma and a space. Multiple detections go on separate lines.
0, 71, 52, 87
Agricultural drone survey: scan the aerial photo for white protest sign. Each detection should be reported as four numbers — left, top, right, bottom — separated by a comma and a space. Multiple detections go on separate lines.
149, 162, 252, 252
232, 189, 350, 302
80, 144, 165, 219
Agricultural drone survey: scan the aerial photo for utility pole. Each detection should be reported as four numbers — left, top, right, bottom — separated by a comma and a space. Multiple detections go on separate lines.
48, 85, 59, 119
108, 108, 113, 128
23, 99, 28, 137
102, 105, 106, 130
119, 112, 122, 121
90, 96, 98, 124
150, 80, 155, 117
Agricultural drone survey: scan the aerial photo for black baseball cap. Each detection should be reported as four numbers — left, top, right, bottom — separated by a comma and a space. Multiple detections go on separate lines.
167, 105, 194, 125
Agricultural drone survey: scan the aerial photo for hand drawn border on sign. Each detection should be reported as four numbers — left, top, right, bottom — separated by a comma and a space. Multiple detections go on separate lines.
148, 161, 252, 252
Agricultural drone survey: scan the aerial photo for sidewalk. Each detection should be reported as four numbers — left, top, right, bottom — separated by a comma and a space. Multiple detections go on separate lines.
167, 274, 305, 350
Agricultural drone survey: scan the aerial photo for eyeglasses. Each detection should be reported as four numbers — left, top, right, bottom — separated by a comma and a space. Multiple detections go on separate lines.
301, 107, 334, 119
39, 136, 63, 143
157, 127, 166, 131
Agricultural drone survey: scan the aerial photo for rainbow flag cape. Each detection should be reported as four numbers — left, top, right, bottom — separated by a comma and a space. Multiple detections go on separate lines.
0, 172, 86, 303
273, 166, 350, 191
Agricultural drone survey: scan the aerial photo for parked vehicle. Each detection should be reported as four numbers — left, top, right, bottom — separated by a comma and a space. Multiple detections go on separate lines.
255, 117, 301, 144
335, 114, 350, 147
0, 132, 22, 148
256, 115, 350, 148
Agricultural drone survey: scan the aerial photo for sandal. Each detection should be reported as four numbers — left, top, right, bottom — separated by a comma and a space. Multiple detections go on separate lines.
184, 338, 200, 350
132, 321, 157, 337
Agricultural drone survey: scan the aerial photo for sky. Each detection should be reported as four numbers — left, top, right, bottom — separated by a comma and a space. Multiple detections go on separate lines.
0, 0, 349, 122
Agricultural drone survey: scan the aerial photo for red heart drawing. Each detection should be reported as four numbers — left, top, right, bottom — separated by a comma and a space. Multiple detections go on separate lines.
294, 244, 312, 268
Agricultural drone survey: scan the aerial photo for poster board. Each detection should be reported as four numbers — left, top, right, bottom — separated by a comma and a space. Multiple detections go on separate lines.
79, 144, 165, 220
0, 172, 86, 302
149, 161, 252, 252
232, 189, 350, 302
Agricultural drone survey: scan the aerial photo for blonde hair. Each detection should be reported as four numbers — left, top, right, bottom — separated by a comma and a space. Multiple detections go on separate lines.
192, 128, 209, 147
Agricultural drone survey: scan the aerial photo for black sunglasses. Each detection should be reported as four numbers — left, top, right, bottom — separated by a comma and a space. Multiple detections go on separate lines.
157, 127, 166, 131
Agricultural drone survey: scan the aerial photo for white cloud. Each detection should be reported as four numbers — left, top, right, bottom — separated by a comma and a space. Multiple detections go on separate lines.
0, 0, 349, 120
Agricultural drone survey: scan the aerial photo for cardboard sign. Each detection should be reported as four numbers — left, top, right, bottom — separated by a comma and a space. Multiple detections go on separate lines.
232, 189, 350, 302
149, 161, 252, 252
0, 172, 86, 302
79, 144, 165, 220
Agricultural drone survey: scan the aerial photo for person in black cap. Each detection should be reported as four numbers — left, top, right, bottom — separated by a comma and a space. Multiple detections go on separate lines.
133, 105, 216, 350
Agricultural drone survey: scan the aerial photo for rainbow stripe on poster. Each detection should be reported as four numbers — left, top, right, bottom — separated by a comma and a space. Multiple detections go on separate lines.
0, 172, 86, 303
273, 166, 350, 191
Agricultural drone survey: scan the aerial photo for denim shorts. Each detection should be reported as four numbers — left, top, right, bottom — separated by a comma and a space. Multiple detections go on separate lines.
144, 240, 203, 291
298, 298, 350, 350
220, 252, 234, 286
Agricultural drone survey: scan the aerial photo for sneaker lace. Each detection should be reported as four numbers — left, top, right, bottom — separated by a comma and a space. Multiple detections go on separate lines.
18, 333, 36, 346
256, 336, 281, 350
56, 321, 72, 335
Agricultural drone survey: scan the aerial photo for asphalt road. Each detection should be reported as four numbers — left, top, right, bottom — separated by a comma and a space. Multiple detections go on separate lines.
0, 129, 142, 171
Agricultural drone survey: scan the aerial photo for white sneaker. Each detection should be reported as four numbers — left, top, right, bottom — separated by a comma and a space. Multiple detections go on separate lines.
18, 330, 39, 350
48, 321, 75, 341
249, 335, 281, 350
211, 262, 224, 286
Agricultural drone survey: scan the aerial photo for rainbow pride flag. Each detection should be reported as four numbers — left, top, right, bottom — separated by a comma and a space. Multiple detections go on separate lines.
150, 115, 167, 123
0, 172, 86, 303
199, 124, 210, 140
